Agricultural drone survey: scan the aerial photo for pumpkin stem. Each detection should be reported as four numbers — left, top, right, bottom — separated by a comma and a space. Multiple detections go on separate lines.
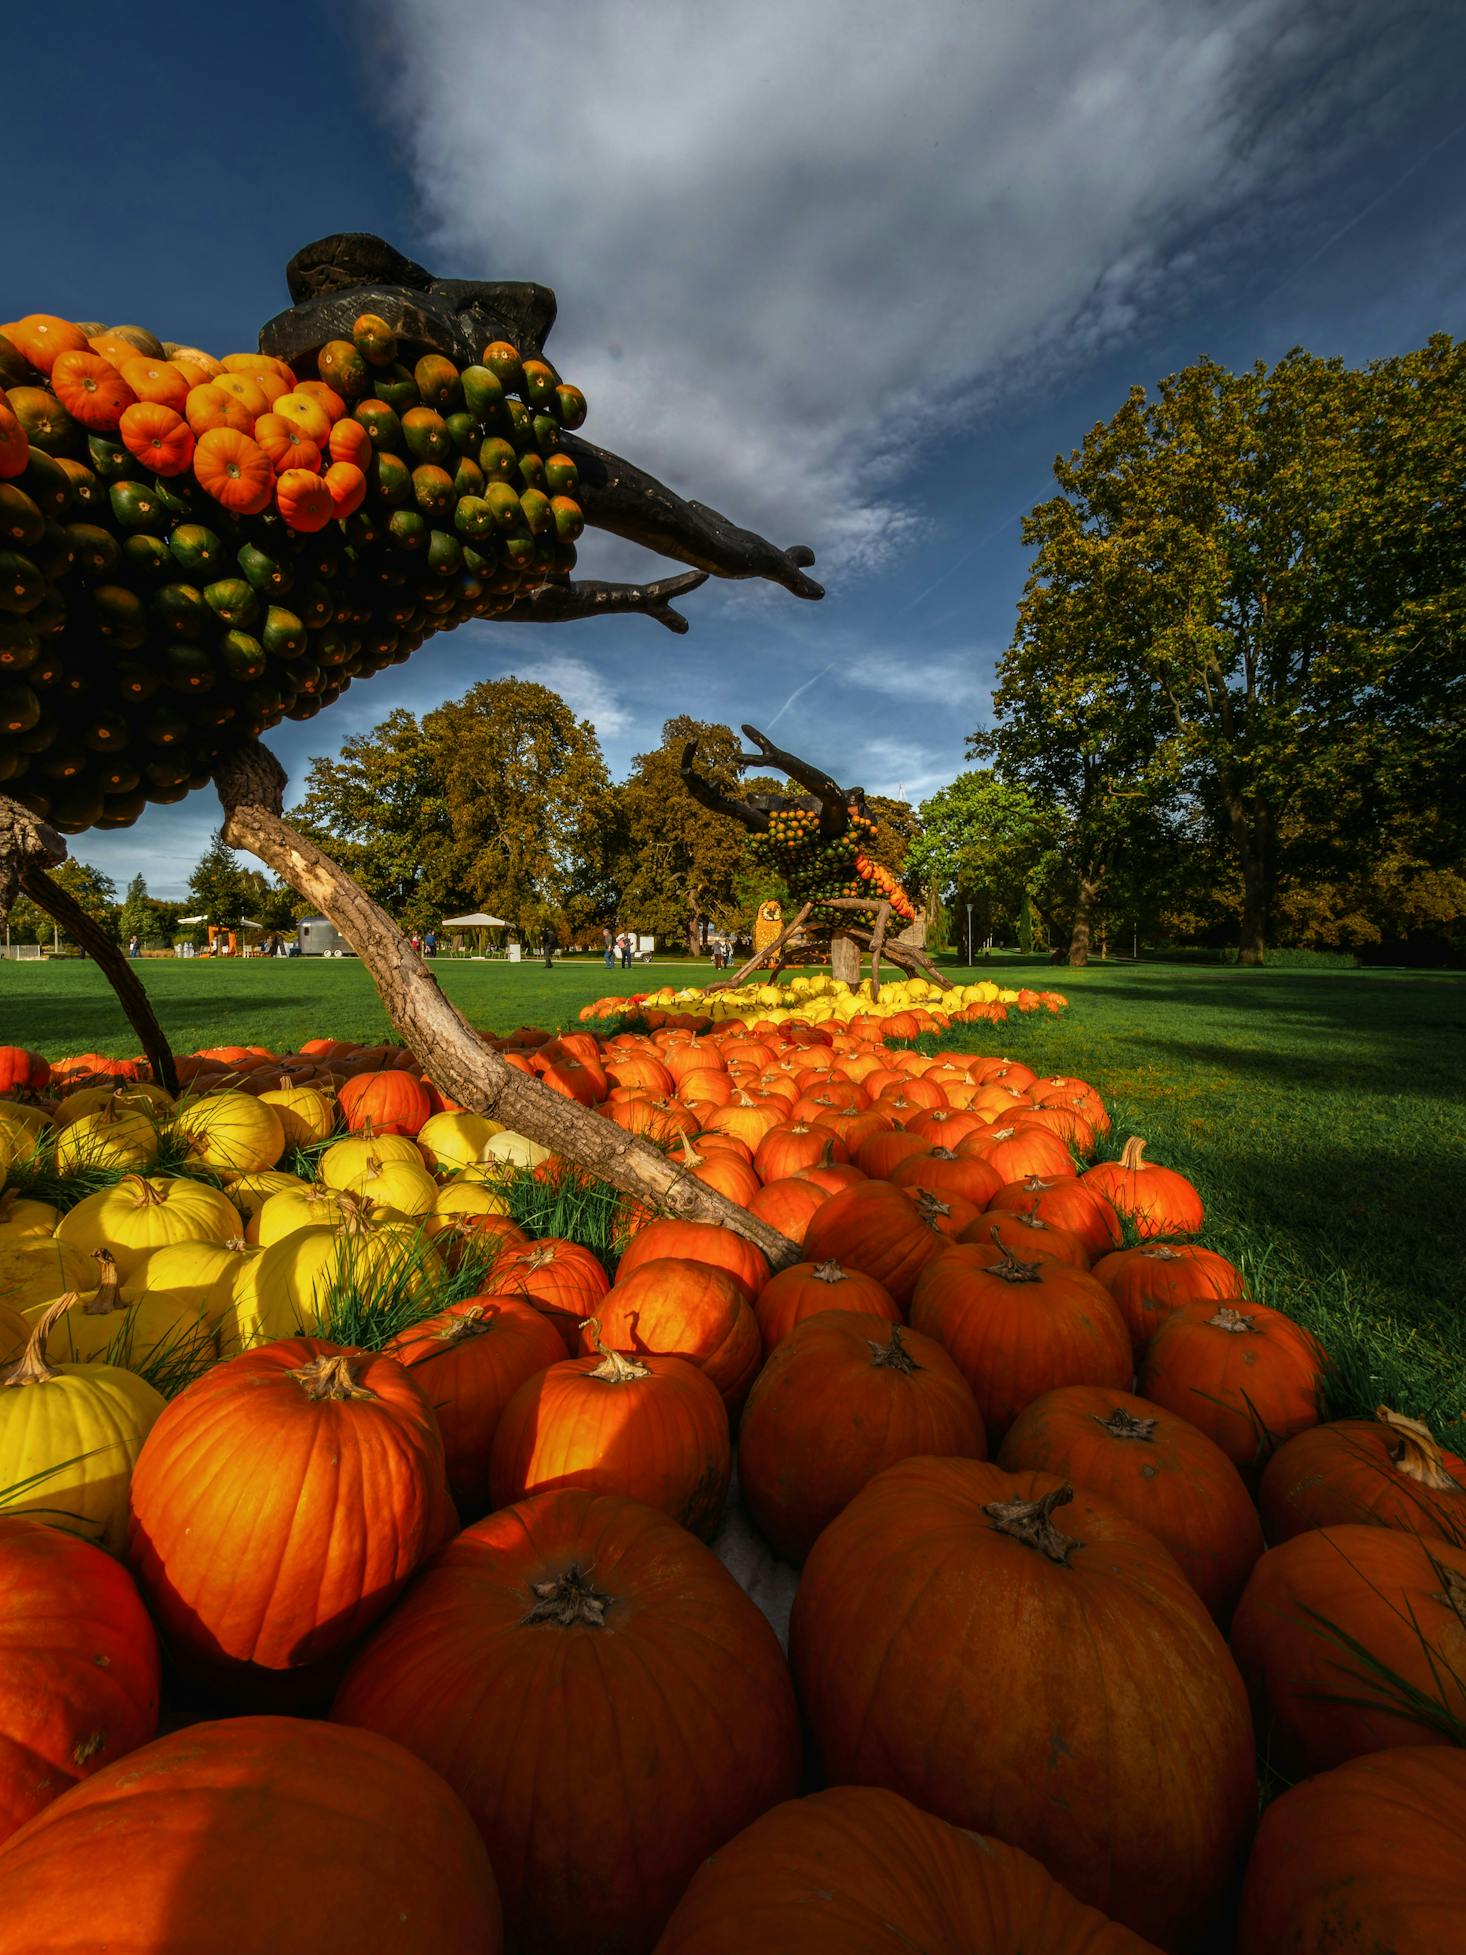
2, 1296, 74, 1387
812, 1260, 847, 1285
868, 1325, 921, 1373
81, 1248, 126, 1318
522, 1564, 615, 1628
436, 1304, 490, 1345
984, 1484, 1082, 1564
1207, 1305, 1256, 1334
1118, 1136, 1148, 1171
583, 1316, 652, 1383
290, 1352, 375, 1401
1376, 1406, 1459, 1491
119, 1174, 166, 1207
986, 1228, 1045, 1284
1096, 1408, 1157, 1442
913, 1189, 954, 1229
1140, 1244, 1183, 1263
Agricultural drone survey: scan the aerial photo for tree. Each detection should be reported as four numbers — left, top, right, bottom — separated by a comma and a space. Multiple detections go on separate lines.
1000, 337, 1466, 962
186, 831, 295, 941
6, 859, 119, 950
296, 680, 614, 937
612, 719, 753, 954
294, 708, 455, 925
906, 772, 1068, 954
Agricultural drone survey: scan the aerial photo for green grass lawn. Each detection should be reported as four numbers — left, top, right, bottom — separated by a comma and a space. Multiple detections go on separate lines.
4, 950, 1463, 1437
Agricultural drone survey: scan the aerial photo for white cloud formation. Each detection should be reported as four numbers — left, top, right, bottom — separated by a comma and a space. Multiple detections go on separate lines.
363, 0, 1429, 584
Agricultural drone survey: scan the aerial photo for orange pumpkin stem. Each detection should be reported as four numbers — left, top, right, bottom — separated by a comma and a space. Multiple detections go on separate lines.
2, 1295, 75, 1387
983, 1484, 1082, 1564
290, 1352, 375, 1401
1117, 1136, 1149, 1171
1376, 1406, 1458, 1490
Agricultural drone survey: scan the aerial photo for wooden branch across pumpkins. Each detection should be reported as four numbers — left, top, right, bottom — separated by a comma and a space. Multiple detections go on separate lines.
214, 742, 802, 1267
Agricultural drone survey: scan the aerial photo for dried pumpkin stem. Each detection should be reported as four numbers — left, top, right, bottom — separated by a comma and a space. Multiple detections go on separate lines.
1208, 1305, 1256, 1334
522, 1565, 615, 1628
985, 1229, 1045, 1285
2, 1295, 75, 1387
868, 1325, 921, 1373
290, 1352, 375, 1401
1096, 1408, 1157, 1442
1377, 1406, 1459, 1491
984, 1484, 1083, 1564
1117, 1136, 1148, 1171
583, 1316, 651, 1383
81, 1248, 125, 1318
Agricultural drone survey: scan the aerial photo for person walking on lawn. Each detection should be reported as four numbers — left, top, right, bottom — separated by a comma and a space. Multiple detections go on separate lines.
602, 924, 615, 969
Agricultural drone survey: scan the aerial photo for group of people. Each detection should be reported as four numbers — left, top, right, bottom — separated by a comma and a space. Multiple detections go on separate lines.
602, 926, 635, 969
408, 931, 440, 958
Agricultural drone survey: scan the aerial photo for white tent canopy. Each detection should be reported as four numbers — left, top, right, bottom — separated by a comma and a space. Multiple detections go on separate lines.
441, 913, 508, 928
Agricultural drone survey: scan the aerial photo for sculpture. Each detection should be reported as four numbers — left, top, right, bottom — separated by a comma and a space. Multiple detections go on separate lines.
680, 725, 948, 998
0, 237, 826, 1262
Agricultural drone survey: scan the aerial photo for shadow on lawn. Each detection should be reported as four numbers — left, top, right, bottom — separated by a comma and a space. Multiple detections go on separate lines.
0, 987, 319, 1049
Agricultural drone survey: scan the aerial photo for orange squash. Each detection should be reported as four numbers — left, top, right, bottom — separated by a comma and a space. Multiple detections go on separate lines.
118, 401, 194, 476
49, 351, 135, 432
192, 427, 273, 514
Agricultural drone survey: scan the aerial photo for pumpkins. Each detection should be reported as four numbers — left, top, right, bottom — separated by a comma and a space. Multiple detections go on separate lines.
127, 1340, 450, 1677
738, 1315, 986, 1562
42, 1245, 216, 1374
653, 1785, 1162, 1954
1258, 1406, 1466, 1546
1082, 1137, 1204, 1239
801, 1182, 950, 1307
387, 1297, 566, 1518
257, 1076, 334, 1148
171, 1091, 285, 1173
1139, 1299, 1326, 1475
752, 1258, 901, 1349
485, 1236, 611, 1352
338, 1069, 431, 1137
1230, 1524, 1466, 1775
0, 1716, 504, 1955
591, 1258, 762, 1412
998, 1385, 1264, 1621
0, 1238, 91, 1318
0, 1515, 159, 1846
0, 1047, 48, 1096
616, 1216, 769, 1302
0, 1299, 164, 1552
332, 1488, 801, 1955
56, 1174, 240, 1281
489, 1325, 731, 1538
909, 1241, 1132, 1444
789, 1458, 1255, 1949
1235, 1746, 1466, 1955
1091, 1242, 1246, 1353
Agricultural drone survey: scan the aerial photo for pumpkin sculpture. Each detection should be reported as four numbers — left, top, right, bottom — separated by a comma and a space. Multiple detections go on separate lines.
127, 1339, 451, 1682
998, 1385, 1264, 1622
0, 1515, 160, 1847
0, 238, 820, 843
738, 1315, 985, 1562
1230, 1524, 1466, 1775
332, 1487, 801, 1955
1236, 1745, 1466, 1955
789, 1458, 1255, 1950
0, 1716, 504, 1955
652, 1785, 1163, 1954
1258, 1405, 1466, 1546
